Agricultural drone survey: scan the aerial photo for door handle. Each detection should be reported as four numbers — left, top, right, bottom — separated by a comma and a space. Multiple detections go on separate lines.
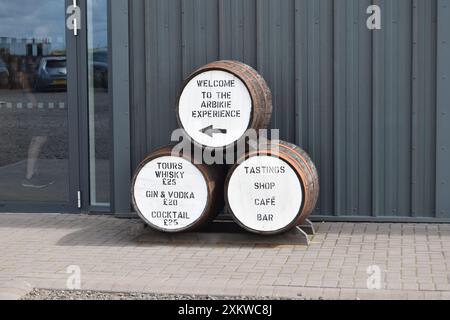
66, 0, 81, 36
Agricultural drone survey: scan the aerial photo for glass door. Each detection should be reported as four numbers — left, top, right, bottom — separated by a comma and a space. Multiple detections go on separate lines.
0, 0, 80, 212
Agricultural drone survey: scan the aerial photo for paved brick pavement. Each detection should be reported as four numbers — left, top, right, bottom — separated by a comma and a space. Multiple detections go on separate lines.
0, 213, 449, 300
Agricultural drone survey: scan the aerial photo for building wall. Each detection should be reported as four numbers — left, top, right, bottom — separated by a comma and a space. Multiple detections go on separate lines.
129, 0, 450, 221
0, 37, 52, 56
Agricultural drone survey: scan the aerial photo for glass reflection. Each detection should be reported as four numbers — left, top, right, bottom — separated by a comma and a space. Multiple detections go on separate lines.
0, 0, 69, 202
87, 0, 110, 207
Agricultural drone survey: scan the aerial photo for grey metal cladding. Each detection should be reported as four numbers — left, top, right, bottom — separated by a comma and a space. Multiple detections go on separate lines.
130, 0, 448, 220
436, 0, 450, 218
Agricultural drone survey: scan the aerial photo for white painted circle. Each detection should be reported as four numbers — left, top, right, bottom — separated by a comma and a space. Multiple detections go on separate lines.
227, 156, 303, 233
178, 70, 252, 148
133, 156, 208, 231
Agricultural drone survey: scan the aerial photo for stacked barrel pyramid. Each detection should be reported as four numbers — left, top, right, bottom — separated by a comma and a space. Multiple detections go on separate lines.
131, 61, 319, 236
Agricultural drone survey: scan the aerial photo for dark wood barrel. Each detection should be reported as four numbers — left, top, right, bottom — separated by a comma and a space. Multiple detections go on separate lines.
224, 140, 319, 235
176, 60, 273, 149
131, 145, 225, 233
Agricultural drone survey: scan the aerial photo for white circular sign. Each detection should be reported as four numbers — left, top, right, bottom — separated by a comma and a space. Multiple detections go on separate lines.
178, 70, 252, 148
227, 156, 303, 233
133, 156, 208, 231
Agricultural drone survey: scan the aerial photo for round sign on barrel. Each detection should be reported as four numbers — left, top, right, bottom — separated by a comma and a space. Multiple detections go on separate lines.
132, 146, 225, 233
177, 60, 272, 149
178, 70, 252, 148
227, 156, 303, 232
225, 140, 319, 235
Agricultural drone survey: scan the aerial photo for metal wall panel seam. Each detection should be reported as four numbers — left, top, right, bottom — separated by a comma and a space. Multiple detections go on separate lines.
333, 0, 347, 215
424, 0, 437, 217
269, 0, 280, 131
167, 0, 182, 141
283, 0, 296, 141
410, 0, 437, 218
372, 0, 385, 217
411, 0, 420, 217
318, 0, 334, 216
397, 0, 412, 216
436, 0, 450, 218
218, 0, 226, 60
309, 0, 321, 212
294, 0, 304, 147
384, 0, 397, 216
357, 0, 374, 216
243, 0, 257, 66
129, 0, 147, 170
144, 0, 158, 149
110, 0, 131, 213
347, 0, 358, 215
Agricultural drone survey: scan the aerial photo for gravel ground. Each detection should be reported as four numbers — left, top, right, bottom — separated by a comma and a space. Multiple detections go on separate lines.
22, 289, 301, 300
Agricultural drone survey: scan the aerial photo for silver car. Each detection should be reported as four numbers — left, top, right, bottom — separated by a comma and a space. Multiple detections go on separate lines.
34, 56, 67, 92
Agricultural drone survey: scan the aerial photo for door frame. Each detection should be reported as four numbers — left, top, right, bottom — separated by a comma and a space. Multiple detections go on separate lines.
77, 0, 91, 213
75, 0, 115, 214
0, 0, 131, 215
79, 0, 130, 214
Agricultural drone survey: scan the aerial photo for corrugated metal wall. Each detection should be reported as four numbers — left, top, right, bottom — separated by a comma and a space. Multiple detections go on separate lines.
129, 0, 450, 221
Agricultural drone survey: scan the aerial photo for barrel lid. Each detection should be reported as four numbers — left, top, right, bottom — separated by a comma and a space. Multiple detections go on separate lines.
226, 155, 304, 235
177, 68, 253, 148
132, 155, 209, 233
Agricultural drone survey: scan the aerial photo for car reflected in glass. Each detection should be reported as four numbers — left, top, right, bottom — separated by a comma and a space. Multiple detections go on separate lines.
33, 56, 67, 92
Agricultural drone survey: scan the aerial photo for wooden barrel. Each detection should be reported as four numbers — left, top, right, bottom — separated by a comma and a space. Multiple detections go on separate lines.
177, 60, 272, 149
131, 145, 225, 233
225, 140, 319, 235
